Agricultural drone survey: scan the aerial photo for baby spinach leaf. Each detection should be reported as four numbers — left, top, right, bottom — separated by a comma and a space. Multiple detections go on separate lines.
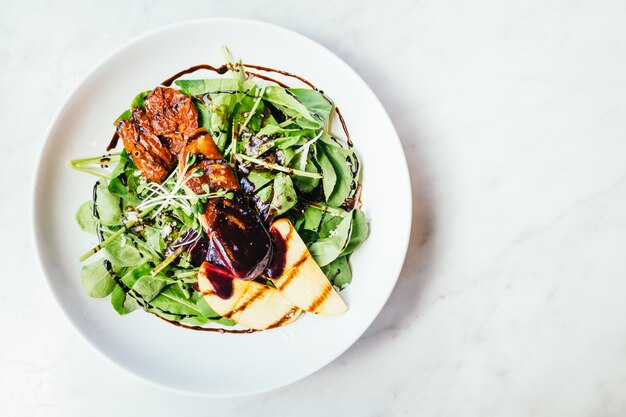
288, 89, 333, 125
257, 184, 273, 202
322, 256, 352, 290
290, 155, 320, 193
111, 286, 142, 315
80, 260, 116, 298
75, 200, 98, 235
309, 213, 352, 267
318, 213, 344, 238
343, 209, 368, 256
319, 141, 358, 207
275, 135, 306, 149
256, 124, 297, 137
104, 234, 145, 268
247, 170, 275, 190
95, 182, 123, 226
264, 87, 319, 126
149, 284, 208, 317
301, 206, 324, 231
113, 90, 152, 124
270, 173, 297, 216
175, 79, 240, 96
316, 144, 337, 201
144, 226, 165, 255
132, 275, 168, 302
131, 90, 152, 111
107, 177, 127, 196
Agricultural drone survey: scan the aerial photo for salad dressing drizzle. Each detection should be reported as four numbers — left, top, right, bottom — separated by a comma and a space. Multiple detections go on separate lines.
156, 316, 258, 333
161, 64, 229, 87
107, 62, 354, 151
95, 62, 360, 333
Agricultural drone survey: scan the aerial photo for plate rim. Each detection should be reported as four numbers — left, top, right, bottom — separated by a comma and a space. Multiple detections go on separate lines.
31, 17, 413, 397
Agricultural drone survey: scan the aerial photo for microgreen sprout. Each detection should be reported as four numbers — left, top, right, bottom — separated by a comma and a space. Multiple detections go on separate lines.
236, 154, 322, 179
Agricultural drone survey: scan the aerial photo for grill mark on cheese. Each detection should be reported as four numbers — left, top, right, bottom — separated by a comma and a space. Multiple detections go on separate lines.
307, 282, 332, 313
230, 287, 266, 315
268, 307, 300, 329
276, 251, 309, 290
201, 289, 216, 297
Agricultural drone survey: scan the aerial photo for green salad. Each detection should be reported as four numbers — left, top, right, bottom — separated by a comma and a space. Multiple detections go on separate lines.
71, 49, 367, 329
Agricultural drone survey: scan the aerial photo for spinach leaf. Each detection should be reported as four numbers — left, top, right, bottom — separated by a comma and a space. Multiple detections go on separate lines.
270, 173, 297, 216
322, 255, 352, 290
114, 90, 152, 124
175, 79, 240, 96
104, 233, 145, 267
80, 260, 116, 298
264, 87, 320, 126
316, 144, 337, 201
309, 213, 352, 267
343, 209, 368, 255
132, 275, 168, 302
301, 206, 324, 231
318, 213, 344, 238
149, 284, 209, 317
75, 200, 98, 235
144, 226, 165, 255
288, 89, 333, 126
111, 284, 139, 315
256, 124, 297, 137
94, 182, 122, 226
247, 170, 275, 190
290, 155, 320, 193
319, 141, 358, 207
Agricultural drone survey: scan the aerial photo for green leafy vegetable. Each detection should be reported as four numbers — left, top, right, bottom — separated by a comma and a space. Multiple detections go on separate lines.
75, 201, 98, 235
270, 173, 297, 216
72, 49, 368, 329
80, 260, 116, 298
322, 256, 351, 290
309, 213, 352, 267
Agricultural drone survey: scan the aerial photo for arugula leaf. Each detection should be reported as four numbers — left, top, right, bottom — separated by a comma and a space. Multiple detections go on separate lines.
80, 260, 116, 298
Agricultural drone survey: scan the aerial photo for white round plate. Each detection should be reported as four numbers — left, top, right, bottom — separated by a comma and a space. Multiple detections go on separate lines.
32, 18, 411, 397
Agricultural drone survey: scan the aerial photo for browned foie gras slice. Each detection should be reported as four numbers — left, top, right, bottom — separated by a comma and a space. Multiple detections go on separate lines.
116, 108, 175, 183
181, 132, 273, 280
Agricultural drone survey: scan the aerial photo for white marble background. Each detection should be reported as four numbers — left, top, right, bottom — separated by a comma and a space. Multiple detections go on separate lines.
3, 0, 626, 415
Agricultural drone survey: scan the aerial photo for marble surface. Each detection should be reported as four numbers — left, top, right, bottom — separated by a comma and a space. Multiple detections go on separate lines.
3, 0, 626, 415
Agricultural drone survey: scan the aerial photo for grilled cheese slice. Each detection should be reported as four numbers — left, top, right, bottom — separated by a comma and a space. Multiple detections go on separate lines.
270, 219, 348, 316
198, 264, 301, 330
